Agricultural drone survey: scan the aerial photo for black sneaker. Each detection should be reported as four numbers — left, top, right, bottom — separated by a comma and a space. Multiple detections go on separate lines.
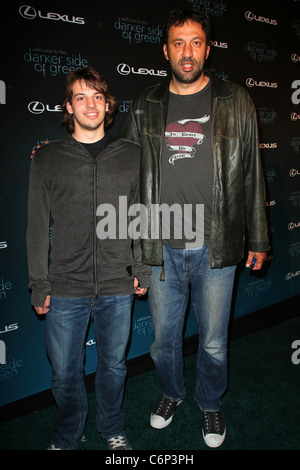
202, 410, 226, 448
106, 434, 132, 450
150, 396, 183, 429
47, 444, 62, 450
47, 434, 86, 450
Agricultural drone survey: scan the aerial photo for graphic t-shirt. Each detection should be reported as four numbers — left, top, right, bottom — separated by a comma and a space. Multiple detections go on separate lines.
160, 80, 213, 248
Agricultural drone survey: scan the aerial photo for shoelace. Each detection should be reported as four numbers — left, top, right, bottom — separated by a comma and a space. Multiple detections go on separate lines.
204, 411, 222, 433
107, 435, 127, 449
154, 397, 178, 416
154, 397, 165, 414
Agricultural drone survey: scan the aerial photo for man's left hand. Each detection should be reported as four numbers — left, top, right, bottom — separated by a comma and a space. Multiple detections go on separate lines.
246, 251, 267, 270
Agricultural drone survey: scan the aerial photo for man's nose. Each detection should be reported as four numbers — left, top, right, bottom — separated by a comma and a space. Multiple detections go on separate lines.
182, 43, 193, 57
86, 97, 96, 107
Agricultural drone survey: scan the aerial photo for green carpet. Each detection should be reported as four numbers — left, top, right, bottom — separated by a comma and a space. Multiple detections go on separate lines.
1, 316, 300, 451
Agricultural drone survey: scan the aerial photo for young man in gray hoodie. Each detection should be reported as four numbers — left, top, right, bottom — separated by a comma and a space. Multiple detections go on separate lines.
27, 66, 150, 450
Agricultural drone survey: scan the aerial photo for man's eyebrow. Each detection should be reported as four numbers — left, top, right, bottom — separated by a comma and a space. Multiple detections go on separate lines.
73, 90, 103, 97
172, 36, 202, 41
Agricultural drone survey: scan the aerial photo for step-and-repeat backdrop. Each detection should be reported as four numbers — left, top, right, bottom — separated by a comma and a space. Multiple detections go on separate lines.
0, 0, 299, 406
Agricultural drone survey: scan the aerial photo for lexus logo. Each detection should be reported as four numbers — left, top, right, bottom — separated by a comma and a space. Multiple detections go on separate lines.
28, 101, 62, 114
19, 5, 85, 25
117, 63, 131, 76
19, 5, 36, 19
28, 101, 45, 114
245, 10, 277, 25
117, 63, 167, 77
246, 78, 277, 88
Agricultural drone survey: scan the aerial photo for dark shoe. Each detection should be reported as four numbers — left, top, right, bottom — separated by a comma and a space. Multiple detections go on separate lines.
106, 434, 132, 450
202, 410, 226, 448
150, 396, 183, 429
47, 444, 62, 450
48, 434, 86, 450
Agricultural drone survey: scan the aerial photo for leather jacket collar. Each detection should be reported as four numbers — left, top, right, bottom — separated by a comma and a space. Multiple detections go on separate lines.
144, 69, 234, 103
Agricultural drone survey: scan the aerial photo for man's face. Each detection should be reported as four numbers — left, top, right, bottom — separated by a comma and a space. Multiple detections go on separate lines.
163, 20, 210, 85
66, 79, 108, 132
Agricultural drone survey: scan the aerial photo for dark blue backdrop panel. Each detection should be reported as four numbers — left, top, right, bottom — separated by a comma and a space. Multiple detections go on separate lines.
0, 0, 299, 406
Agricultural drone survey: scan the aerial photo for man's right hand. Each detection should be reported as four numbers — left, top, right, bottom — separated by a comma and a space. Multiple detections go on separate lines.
34, 295, 51, 315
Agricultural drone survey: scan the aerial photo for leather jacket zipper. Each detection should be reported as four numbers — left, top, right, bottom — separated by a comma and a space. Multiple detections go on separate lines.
209, 94, 217, 268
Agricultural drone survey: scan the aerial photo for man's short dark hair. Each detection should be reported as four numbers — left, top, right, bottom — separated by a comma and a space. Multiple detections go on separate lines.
164, 8, 212, 45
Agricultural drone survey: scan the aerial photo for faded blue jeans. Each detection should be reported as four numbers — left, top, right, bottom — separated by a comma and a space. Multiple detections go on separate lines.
45, 295, 132, 449
149, 245, 236, 412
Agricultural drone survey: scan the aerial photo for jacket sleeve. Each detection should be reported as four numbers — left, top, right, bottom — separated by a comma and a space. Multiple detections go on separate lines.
242, 99, 270, 253
26, 154, 51, 307
119, 102, 141, 143
130, 172, 151, 288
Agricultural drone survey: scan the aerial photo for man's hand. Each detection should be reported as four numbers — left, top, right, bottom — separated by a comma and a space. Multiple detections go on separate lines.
134, 277, 148, 296
245, 251, 267, 270
34, 295, 51, 315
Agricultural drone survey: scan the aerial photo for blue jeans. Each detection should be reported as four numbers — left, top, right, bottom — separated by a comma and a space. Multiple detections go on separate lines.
149, 245, 236, 411
45, 295, 132, 449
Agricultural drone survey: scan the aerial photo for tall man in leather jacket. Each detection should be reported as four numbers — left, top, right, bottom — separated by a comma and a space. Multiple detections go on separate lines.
120, 9, 269, 448
27, 67, 150, 450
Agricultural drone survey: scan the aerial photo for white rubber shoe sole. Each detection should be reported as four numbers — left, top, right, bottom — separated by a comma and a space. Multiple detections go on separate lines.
202, 427, 226, 448
150, 400, 183, 429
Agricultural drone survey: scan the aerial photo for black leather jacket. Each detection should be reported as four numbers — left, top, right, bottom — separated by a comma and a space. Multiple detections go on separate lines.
120, 73, 269, 268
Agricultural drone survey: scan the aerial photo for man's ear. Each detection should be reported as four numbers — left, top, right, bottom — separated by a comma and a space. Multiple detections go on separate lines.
66, 101, 73, 115
206, 44, 210, 60
163, 44, 169, 61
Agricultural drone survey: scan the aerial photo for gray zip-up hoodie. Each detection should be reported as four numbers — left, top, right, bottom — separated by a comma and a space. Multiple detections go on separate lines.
26, 134, 150, 307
